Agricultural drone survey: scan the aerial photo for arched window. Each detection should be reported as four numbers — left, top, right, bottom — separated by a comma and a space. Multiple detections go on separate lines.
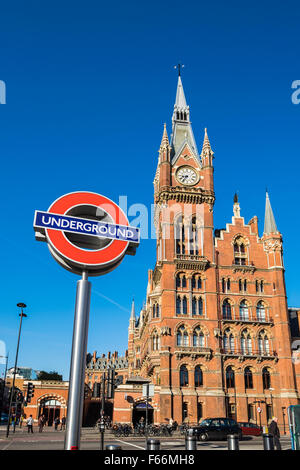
176, 275, 181, 288
182, 275, 187, 288
176, 296, 181, 315
241, 330, 252, 355
177, 325, 189, 347
244, 367, 253, 389
222, 299, 232, 320
152, 332, 160, 351
180, 365, 189, 387
183, 296, 188, 315
195, 366, 203, 387
223, 329, 234, 352
198, 298, 203, 316
192, 297, 197, 315
175, 216, 185, 255
189, 217, 199, 255
262, 367, 271, 390
239, 300, 249, 321
193, 327, 205, 347
226, 366, 235, 388
256, 301, 266, 321
258, 331, 270, 355
192, 275, 202, 290
233, 237, 247, 265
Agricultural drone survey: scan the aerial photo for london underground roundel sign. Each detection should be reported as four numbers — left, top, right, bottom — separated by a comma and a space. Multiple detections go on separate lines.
33, 191, 140, 276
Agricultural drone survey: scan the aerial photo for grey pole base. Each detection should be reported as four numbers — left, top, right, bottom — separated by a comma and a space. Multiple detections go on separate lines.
227, 434, 239, 450
106, 445, 122, 450
147, 439, 160, 450
64, 276, 91, 450
263, 433, 274, 450
185, 435, 197, 450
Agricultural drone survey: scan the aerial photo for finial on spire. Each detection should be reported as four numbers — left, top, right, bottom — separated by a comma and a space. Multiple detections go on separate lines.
234, 192, 238, 203
174, 63, 185, 77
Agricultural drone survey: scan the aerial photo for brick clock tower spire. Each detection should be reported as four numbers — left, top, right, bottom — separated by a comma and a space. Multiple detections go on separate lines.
116, 74, 299, 429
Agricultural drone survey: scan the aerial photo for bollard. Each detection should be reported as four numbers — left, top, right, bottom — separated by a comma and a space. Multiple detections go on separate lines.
185, 435, 197, 450
262, 434, 274, 450
227, 434, 239, 450
106, 445, 122, 450
147, 439, 160, 450
187, 428, 194, 436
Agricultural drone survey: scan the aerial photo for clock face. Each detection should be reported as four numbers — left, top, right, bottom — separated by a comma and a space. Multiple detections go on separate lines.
176, 166, 198, 186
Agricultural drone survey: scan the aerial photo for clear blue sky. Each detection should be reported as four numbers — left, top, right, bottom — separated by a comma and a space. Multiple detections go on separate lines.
0, 0, 299, 380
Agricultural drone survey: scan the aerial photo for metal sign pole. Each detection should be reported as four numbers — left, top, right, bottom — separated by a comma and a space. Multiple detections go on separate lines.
65, 271, 91, 450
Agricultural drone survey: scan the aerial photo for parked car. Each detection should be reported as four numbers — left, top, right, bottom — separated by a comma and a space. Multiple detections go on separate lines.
238, 422, 262, 436
191, 418, 242, 441
0, 413, 9, 423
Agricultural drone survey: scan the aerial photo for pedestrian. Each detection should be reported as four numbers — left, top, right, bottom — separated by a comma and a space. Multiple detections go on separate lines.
19, 415, 24, 428
26, 415, 34, 433
61, 416, 66, 431
38, 415, 45, 433
54, 416, 60, 431
269, 417, 281, 450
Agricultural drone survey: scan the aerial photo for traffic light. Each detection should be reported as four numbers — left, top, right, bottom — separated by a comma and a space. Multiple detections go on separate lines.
107, 369, 117, 399
16, 391, 23, 402
26, 382, 35, 403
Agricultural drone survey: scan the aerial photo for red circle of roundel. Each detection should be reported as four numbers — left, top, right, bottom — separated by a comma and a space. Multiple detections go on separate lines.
46, 192, 128, 267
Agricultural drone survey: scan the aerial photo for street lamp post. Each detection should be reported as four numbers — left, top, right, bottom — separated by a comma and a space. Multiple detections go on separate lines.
6, 303, 27, 438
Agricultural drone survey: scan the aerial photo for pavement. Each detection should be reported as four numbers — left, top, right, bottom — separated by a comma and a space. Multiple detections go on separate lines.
0, 425, 293, 451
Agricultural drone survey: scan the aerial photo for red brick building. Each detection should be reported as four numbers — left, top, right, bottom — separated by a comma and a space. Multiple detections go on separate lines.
110, 74, 300, 431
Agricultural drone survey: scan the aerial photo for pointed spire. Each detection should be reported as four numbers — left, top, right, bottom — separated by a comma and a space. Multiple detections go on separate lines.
202, 128, 212, 152
175, 76, 188, 110
200, 128, 214, 165
264, 192, 278, 234
160, 123, 169, 148
130, 298, 136, 321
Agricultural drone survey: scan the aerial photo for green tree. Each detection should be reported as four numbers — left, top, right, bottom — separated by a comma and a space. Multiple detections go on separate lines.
37, 370, 63, 381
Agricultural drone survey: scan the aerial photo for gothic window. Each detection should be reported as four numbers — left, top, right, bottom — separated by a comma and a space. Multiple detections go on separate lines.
189, 217, 199, 255
258, 331, 270, 355
177, 325, 189, 347
226, 366, 235, 388
241, 330, 252, 355
198, 298, 203, 316
256, 301, 266, 321
176, 296, 181, 315
262, 367, 271, 390
256, 280, 264, 293
239, 279, 247, 293
233, 237, 247, 265
175, 216, 185, 255
193, 327, 205, 347
192, 275, 202, 290
222, 299, 232, 320
183, 296, 188, 314
176, 275, 181, 288
192, 297, 197, 315
244, 367, 253, 389
239, 300, 249, 321
222, 278, 230, 293
152, 332, 160, 351
195, 366, 203, 387
182, 275, 187, 288
223, 329, 234, 352
180, 365, 189, 387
